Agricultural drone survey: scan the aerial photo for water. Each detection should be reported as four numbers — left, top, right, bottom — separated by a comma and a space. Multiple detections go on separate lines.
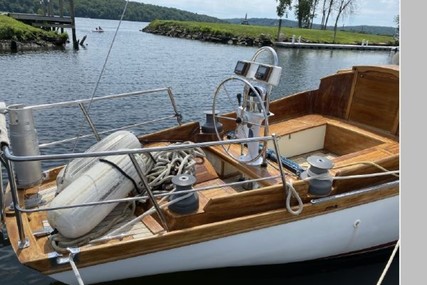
0, 17, 399, 284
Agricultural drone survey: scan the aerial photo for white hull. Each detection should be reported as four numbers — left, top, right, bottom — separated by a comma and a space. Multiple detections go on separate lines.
51, 196, 399, 285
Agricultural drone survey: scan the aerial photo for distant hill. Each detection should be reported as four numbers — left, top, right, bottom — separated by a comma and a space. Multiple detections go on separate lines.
225, 18, 397, 36
0, 0, 396, 36
0, 0, 225, 23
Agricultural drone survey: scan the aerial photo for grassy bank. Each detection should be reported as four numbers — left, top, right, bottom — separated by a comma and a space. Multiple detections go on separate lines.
145, 20, 397, 46
0, 14, 68, 48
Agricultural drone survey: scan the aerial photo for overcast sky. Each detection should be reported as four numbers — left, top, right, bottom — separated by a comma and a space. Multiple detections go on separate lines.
135, 0, 400, 27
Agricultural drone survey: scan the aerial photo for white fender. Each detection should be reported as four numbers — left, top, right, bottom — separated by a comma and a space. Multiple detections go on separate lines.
56, 130, 141, 193
48, 131, 145, 239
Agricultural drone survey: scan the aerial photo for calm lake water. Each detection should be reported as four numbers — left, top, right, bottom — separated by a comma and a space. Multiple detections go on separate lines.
0, 17, 399, 284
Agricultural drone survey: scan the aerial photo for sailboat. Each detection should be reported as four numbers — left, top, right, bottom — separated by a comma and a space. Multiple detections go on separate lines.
0, 4, 399, 285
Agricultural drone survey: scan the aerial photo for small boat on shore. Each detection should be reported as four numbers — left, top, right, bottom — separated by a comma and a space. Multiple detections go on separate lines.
0, 46, 399, 285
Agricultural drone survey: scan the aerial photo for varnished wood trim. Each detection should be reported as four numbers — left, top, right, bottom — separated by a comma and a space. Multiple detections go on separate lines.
27, 184, 398, 275
345, 69, 358, 119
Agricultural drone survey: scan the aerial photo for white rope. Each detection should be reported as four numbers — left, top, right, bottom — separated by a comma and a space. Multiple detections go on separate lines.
142, 141, 205, 191
332, 170, 399, 180
285, 181, 304, 215
67, 248, 85, 285
333, 161, 400, 178
301, 170, 399, 182
377, 239, 400, 285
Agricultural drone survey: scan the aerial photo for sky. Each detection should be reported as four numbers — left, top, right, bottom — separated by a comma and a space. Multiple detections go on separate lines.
135, 0, 400, 27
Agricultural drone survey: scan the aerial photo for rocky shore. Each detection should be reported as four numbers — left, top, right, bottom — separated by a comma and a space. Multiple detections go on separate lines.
142, 25, 274, 47
0, 39, 66, 52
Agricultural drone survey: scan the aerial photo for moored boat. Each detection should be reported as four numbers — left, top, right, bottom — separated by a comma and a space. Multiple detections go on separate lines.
0, 46, 399, 285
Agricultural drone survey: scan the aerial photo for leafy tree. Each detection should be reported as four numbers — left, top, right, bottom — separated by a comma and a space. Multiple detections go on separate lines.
294, 0, 311, 28
276, 0, 292, 40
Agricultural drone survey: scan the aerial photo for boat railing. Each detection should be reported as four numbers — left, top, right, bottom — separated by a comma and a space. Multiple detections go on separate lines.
26, 87, 182, 149
0, 87, 182, 248
1, 134, 288, 249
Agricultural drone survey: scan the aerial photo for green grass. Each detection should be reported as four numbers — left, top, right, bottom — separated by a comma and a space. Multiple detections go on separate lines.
0, 14, 68, 42
147, 20, 396, 46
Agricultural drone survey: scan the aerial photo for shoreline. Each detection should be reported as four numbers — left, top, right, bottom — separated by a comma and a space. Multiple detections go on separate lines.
0, 40, 66, 53
275, 41, 398, 51
142, 20, 398, 49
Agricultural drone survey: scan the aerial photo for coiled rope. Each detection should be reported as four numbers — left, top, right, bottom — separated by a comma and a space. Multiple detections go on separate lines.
142, 141, 205, 192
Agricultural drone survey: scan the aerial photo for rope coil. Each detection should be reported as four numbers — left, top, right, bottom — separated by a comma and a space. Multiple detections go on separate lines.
142, 141, 205, 192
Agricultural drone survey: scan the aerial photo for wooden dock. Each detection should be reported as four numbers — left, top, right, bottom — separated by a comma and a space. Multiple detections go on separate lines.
7, 0, 79, 49
7, 13, 73, 29
275, 42, 398, 51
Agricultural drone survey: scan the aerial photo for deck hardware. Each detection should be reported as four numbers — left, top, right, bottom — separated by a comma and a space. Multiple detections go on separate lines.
169, 174, 199, 214
33, 220, 54, 238
18, 237, 30, 249
202, 110, 223, 133
48, 248, 85, 284
48, 247, 81, 265
353, 219, 361, 228
239, 175, 254, 190
67, 247, 85, 285
301, 155, 334, 196
166, 87, 182, 125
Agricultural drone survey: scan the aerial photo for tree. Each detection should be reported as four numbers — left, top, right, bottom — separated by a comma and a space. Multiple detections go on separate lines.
276, 0, 292, 41
320, 0, 327, 27
294, 0, 312, 28
332, 0, 356, 43
309, 0, 320, 29
321, 0, 335, 30
393, 15, 399, 44
292, 0, 319, 29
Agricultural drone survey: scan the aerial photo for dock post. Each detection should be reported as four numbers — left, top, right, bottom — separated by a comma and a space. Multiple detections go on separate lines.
69, 0, 78, 50
59, 0, 64, 33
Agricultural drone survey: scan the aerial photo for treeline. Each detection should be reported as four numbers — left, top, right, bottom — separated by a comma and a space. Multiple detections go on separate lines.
0, 0, 224, 23
226, 18, 397, 36
0, 0, 398, 37
272, 0, 398, 41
